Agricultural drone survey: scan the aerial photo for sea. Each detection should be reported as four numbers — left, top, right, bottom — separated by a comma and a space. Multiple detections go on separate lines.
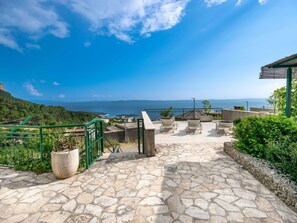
41, 98, 270, 120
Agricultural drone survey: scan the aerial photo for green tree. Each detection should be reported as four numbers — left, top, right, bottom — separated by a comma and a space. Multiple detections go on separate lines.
269, 80, 297, 117
0, 90, 98, 125
202, 100, 211, 115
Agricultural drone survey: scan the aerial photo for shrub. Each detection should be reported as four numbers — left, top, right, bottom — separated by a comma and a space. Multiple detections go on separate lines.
233, 115, 297, 158
266, 139, 297, 182
233, 115, 297, 183
160, 107, 173, 118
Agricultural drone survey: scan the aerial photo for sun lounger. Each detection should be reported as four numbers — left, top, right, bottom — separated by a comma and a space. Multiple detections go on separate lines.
186, 119, 202, 134
216, 120, 233, 135
160, 117, 177, 133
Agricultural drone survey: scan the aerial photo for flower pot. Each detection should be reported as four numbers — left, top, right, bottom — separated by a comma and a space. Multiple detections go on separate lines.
51, 148, 79, 179
161, 117, 174, 127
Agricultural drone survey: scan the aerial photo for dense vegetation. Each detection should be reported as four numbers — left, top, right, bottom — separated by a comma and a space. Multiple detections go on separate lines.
233, 116, 297, 183
268, 79, 297, 117
0, 90, 98, 125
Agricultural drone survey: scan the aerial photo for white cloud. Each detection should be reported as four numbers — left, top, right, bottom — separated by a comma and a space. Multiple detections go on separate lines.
236, 0, 243, 6
93, 94, 104, 98
25, 43, 41, 49
23, 82, 43, 96
258, 0, 268, 5
84, 41, 91, 47
62, 0, 190, 43
0, 0, 68, 51
205, 0, 269, 7
0, 28, 23, 52
53, 81, 60, 86
0, 0, 269, 51
204, 0, 227, 7
93, 94, 112, 98
58, 94, 65, 98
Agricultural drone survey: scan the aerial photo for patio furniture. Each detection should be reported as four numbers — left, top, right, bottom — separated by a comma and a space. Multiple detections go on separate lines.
186, 119, 202, 134
160, 117, 177, 133
216, 120, 233, 135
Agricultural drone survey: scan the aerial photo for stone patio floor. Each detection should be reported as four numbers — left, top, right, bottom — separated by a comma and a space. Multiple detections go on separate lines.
1, 142, 297, 223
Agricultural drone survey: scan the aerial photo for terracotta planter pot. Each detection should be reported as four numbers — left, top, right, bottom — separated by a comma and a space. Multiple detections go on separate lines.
51, 148, 79, 179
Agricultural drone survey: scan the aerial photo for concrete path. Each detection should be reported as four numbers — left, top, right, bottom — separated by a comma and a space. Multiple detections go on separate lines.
1, 142, 297, 222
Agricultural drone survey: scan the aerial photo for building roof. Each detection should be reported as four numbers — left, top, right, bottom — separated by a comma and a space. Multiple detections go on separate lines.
259, 53, 297, 79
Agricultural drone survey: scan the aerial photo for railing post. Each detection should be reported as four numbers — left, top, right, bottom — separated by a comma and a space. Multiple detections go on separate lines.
100, 120, 104, 153
85, 127, 89, 169
142, 120, 145, 154
137, 119, 140, 154
95, 122, 99, 155
39, 128, 44, 161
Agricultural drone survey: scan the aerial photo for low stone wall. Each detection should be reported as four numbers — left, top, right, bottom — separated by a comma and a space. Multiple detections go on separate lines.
104, 128, 125, 142
105, 124, 138, 143
222, 109, 269, 121
115, 123, 138, 142
250, 107, 275, 113
224, 142, 297, 213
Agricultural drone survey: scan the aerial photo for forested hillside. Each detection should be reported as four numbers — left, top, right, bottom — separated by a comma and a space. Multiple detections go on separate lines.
0, 90, 98, 125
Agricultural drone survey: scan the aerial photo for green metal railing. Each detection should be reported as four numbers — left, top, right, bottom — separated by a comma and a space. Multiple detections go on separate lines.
0, 118, 104, 170
144, 107, 222, 120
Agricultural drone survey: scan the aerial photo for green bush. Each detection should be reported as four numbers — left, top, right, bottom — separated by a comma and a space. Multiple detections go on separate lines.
233, 115, 297, 158
233, 115, 297, 183
266, 139, 297, 182
14, 159, 51, 174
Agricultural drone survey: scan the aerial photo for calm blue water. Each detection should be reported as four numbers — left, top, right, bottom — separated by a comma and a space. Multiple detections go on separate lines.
41, 98, 270, 120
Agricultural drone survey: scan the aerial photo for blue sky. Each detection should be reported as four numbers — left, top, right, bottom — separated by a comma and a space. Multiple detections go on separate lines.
1, 0, 297, 101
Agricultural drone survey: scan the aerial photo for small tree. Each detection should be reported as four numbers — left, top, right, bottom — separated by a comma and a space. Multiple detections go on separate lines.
269, 80, 297, 116
202, 100, 211, 115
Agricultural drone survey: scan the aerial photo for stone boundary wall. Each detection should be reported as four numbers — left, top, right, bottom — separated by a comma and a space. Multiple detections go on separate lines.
250, 107, 275, 113
224, 142, 297, 213
104, 129, 125, 142
104, 126, 138, 143
222, 109, 269, 121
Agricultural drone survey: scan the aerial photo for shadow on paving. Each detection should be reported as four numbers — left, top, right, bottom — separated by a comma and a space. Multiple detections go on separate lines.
0, 168, 58, 190
105, 152, 146, 164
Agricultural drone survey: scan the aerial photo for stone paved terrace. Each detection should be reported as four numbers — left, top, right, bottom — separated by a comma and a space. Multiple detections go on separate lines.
1, 122, 297, 222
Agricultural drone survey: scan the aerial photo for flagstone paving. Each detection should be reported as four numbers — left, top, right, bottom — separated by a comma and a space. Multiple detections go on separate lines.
1, 143, 297, 222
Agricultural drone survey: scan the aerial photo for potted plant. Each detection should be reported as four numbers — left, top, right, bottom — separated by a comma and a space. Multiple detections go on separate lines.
200, 100, 213, 122
160, 106, 174, 127
51, 132, 80, 179
234, 106, 245, 111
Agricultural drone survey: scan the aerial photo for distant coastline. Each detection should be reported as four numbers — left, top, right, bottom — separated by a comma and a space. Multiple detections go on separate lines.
38, 98, 270, 118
